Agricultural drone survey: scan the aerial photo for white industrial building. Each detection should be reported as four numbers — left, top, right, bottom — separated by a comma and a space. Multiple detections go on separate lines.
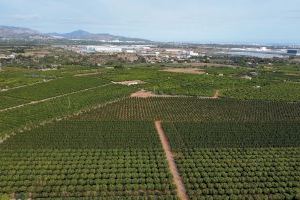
86, 46, 123, 53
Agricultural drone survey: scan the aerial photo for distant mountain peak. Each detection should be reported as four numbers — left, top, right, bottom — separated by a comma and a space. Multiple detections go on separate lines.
72, 29, 89, 33
66, 29, 91, 36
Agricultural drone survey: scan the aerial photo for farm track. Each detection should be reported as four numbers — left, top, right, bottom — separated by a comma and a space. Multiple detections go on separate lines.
0, 83, 112, 113
155, 120, 189, 200
213, 90, 220, 99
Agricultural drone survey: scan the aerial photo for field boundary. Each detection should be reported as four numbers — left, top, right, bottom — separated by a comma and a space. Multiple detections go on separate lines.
0, 83, 112, 113
154, 120, 189, 200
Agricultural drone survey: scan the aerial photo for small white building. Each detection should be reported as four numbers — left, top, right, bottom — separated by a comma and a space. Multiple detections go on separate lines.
241, 75, 252, 80
189, 51, 199, 57
125, 50, 136, 53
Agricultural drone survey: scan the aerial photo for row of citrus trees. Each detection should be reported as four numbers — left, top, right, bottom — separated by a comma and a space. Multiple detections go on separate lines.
175, 148, 300, 199
163, 122, 300, 148
0, 84, 136, 139
0, 108, 176, 198
0, 121, 160, 149
161, 117, 300, 199
0, 76, 109, 102
0, 149, 177, 199
77, 97, 300, 122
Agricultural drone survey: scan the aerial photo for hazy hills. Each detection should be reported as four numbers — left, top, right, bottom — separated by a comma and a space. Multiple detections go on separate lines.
0, 25, 50, 40
0, 26, 150, 42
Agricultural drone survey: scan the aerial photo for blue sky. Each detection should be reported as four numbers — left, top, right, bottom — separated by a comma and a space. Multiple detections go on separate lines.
0, 0, 300, 43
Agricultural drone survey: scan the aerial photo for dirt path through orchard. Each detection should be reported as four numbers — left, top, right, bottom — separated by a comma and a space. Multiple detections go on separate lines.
213, 90, 220, 99
154, 120, 189, 200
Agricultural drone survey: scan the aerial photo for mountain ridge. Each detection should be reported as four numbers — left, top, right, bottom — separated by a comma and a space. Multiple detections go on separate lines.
0, 25, 151, 42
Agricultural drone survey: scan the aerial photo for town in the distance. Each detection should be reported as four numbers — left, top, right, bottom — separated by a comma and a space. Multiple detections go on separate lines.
0, 25, 299, 71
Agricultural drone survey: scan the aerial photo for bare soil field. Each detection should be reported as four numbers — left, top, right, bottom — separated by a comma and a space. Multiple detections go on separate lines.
74, 72, 102, 77
130, 90, 220, 99
112, 80, 145, 86
161, 67, 205, 75
130, 90, 192, 98
130, 90, 155, 98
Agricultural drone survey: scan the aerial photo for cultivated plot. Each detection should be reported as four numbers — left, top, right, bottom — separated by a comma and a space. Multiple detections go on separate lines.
0, 120, 177, 199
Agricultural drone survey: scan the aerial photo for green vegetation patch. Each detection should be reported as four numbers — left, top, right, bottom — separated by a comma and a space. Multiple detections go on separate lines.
101, 66, 300, 101
0, 96, 29, 110
76, 97, 300, 123
164, 122, 300, 148
1, 121, 161, 149
0, 149, 177, 199
0, 76, 109, 101
0, 84, 136, 138
0, 67, 55, 89
103, 67, 249, 97
175, 148, 300, 199
223, 82, 300, 102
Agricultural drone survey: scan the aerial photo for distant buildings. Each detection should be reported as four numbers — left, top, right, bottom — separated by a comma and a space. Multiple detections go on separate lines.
61, 45, 201, 64
87, 46, 122, 53
287, 49, 298, 56
0, 53, 16, 60
189, 51, 199, 57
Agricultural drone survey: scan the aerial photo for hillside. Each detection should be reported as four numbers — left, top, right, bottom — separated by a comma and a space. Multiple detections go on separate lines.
49, 29, 150, 42
0, 25, 49, 40
0, 26, 150, 42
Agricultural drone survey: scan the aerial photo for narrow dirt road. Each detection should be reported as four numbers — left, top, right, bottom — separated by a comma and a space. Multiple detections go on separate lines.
0, 83, 112, 113
213, 90, 220, 99
154, 120, 189, 200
